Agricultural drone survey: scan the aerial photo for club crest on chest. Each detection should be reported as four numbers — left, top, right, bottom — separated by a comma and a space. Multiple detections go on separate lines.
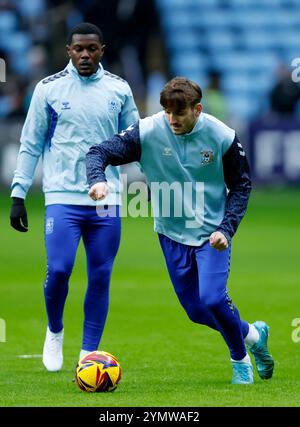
201, 150, 214, 165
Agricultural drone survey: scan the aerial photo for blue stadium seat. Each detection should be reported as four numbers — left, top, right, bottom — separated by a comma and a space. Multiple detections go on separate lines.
4, 31, 32, 54
197, 11, 233, 28
15, 0, 46, 19
0, 96, 14, 118
206, 31, 236, 52
170, 51, 207, 76
227, 94, 260, 120
164, 30, 199, 51
222, 74, 255, 95
283, 48, 300, 65
161, 12, 194, 30
284, 0, 300, 8
274, 10, 300, 26
231, 10, 280, 28
0, 11, 18, 32
240, 30, 278, 50
211, 52, 279, 73
159, 0, 219, 8
157, 0, 190, 12
230, 0, 282, 7
191, 0, 219, 6
222, 72, 274, 96
277, 30, 300, 50
5, 32, 32, 74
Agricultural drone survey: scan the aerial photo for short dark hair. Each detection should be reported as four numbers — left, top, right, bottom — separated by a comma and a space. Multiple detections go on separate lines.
67, 22, 104, 45
160, 77, 202, 111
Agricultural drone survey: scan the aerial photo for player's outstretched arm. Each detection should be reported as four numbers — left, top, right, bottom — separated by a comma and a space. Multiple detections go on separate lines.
86, 122, 141, 188
10, 197, 28, 232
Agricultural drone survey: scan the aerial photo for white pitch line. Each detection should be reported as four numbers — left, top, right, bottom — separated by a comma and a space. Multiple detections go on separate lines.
16, 354, 42, 359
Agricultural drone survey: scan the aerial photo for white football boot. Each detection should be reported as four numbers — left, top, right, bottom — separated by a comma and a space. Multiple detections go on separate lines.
42, 327, 64, 372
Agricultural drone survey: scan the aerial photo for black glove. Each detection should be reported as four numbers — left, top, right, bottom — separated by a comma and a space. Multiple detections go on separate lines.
10, 197, 28, 232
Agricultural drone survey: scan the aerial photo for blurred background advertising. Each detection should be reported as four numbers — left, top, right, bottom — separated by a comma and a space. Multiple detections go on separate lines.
1, 0, 300, 188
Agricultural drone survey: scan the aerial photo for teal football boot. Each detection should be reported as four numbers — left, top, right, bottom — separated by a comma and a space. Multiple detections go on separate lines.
249, 321, 274, 380
231, 361, 254, 384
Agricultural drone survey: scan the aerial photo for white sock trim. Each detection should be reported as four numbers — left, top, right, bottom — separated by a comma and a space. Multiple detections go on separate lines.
244, 323, 259, 346
231, 353, 251, 364
79, 349, 93, 360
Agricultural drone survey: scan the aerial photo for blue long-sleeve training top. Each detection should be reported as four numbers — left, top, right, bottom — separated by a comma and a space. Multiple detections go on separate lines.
86, 112, 252, 246
11, 59, 139, 206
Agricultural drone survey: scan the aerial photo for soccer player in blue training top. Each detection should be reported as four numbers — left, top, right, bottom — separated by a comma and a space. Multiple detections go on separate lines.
86, 77, 274, 384
9, 22, 139, 372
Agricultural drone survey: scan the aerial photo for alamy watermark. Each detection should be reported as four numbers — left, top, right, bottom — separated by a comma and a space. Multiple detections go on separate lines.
0, 318, 6, 342
96, 174, 205, 229
291, 318, 300, 343
291, 58, 300, 83
0, 58, 6, 82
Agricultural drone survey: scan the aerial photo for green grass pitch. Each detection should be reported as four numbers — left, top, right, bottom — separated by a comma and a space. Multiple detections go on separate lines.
0, 188, 300, 407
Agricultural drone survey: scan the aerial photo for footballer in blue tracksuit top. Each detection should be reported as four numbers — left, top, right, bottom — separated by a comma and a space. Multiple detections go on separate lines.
10, 23, 139, 371
86, 77, 275, 384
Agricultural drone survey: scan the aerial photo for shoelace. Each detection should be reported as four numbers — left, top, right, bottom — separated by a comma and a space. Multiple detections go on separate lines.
48, 333, 62, 352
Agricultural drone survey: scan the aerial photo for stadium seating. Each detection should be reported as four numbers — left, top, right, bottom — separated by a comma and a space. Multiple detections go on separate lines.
0, 10, 18, 33
156, 0, 300, 120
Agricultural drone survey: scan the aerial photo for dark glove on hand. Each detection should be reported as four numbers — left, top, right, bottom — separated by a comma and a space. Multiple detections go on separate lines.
10, 197, 28, 232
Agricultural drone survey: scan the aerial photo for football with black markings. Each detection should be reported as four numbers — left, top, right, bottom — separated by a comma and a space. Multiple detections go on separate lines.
75, 351, 122, 392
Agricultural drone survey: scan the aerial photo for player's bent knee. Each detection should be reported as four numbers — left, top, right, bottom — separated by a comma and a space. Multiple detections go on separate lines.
185, 307, 206, 324
46, 267, 73, 282
200, 294, 224, 311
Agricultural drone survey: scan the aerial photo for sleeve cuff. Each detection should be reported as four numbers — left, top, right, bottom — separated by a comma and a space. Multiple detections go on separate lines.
11, 185, 27, 199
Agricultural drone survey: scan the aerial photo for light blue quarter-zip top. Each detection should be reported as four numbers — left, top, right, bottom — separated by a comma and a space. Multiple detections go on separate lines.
11, 60, 139, 205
